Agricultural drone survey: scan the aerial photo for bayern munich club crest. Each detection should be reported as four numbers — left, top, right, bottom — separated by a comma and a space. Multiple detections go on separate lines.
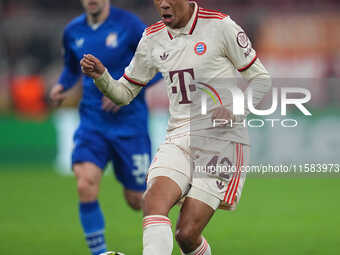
194, 42, 207, 55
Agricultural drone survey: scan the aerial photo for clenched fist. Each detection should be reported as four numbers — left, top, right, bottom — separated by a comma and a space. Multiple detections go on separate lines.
80, 54, 106, 79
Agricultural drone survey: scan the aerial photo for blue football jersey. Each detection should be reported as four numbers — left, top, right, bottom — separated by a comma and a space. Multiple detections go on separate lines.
58, 6, 161, 137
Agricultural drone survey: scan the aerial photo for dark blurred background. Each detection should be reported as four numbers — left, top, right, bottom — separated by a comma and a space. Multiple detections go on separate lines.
1, 0, 340, 167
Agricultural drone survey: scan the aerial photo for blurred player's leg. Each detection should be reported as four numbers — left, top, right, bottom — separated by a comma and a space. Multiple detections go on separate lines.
110, 135, 151, 211
123, 189, 143, 210
142, 176, 183, 255
176, 196, 215, 254
74, 162, 106, 255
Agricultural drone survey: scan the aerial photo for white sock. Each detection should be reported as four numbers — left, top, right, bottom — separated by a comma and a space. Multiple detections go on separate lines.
182, 237, 211, 255
143, 215, 173, 255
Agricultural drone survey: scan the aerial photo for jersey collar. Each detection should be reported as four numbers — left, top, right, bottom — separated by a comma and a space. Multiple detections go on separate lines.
167, 1, 199, 39
85, 6, 114, 30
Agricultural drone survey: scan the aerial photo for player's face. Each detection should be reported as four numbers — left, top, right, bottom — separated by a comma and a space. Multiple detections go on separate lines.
81, 0, 108, 16
153, 0, 193, 29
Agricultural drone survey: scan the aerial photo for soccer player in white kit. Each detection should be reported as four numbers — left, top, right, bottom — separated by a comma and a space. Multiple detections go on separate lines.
80, 1, 271, 254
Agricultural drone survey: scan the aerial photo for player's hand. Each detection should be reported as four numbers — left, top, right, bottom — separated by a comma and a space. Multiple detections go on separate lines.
102, 96, 121, 113
49, 84, 66, 107
211, 106, 235, 125
80, 54, 105, 79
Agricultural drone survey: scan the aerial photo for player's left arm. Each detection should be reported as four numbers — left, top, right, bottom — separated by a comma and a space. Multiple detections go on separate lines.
222, 17, 272, 120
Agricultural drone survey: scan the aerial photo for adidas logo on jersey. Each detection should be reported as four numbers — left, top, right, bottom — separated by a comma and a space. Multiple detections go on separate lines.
160, 52, 169, 61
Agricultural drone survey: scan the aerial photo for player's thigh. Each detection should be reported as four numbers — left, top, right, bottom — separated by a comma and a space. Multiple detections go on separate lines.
110, 135, 151, 192
147, 134, 192, 195
175, 196, 215, 244
143, 137, 192, 216
123, 189, 143, 210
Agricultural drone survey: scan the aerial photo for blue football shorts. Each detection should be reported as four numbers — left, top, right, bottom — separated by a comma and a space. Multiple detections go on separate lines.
72, 127, 151, 191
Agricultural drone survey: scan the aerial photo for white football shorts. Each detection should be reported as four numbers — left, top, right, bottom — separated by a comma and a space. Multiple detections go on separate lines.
147, 133, 250, 211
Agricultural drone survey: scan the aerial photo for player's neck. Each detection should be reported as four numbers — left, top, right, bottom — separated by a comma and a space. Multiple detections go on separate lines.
87, 5, 110, 26
176, 3, 195, 29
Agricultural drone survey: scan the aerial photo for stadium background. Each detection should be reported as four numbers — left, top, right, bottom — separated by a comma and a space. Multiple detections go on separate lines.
0, 0, 339, 254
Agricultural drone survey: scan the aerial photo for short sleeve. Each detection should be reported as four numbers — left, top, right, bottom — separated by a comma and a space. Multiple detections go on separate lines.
123, 33, 158, 87
221, 17, 257, 72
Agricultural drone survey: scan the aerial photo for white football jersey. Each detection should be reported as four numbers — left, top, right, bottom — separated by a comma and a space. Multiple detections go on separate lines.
123, 2, 260, 145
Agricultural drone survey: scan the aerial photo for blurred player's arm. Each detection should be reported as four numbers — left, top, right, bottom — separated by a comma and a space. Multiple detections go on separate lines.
222, 17, 272, 120
50, 29, 82, 106
81, 33, 158, 106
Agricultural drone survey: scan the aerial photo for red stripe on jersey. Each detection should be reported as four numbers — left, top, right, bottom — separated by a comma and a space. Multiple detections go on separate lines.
146, 25, 166, 35
146, 21, 163, 30
238, 55, 258, 72
226, 144, 241, 203
123, 74, 146, 87
198, 11, 227, 18
168, 31, 174, 40
198, 8, 228, 20
230, 145, 244, 204
227, 144, 242, 204
199, 8, 228, 17
147, 23, 166, 31
146, 22, 165, 31
189, 7, 199, 35
223, 143, 240, 202
227, 144, 243, 204
198, 15, 225, 20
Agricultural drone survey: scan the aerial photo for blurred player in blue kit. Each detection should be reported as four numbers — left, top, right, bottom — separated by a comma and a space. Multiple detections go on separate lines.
49, 0, 162, 254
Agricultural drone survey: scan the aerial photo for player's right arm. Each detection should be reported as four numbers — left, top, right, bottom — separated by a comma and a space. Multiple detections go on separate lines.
80, 34, 158, 106
50, 28, 81, 106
